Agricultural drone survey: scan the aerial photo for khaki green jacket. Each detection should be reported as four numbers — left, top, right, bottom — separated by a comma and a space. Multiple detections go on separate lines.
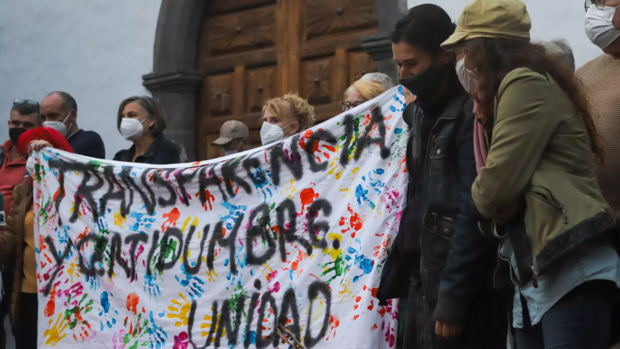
472, 67, 616, 282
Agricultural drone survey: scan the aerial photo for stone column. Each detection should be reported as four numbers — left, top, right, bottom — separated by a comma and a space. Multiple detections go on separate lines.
142, 71, 202, 161
362, 0, 408, 83
142, 0, 209, 161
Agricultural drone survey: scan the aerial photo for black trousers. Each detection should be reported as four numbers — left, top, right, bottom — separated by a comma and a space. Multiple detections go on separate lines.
0, 271, 13, 349
12, 293, 38, 349
403, 268, 509, 349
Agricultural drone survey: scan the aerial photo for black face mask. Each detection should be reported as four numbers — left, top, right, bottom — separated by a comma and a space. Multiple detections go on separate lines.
399, 61, 450, 101
9, 127, 26, 145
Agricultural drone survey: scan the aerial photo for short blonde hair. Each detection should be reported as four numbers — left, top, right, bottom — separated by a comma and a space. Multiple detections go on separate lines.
262, 93, 315, 131
344, 80, 386, 102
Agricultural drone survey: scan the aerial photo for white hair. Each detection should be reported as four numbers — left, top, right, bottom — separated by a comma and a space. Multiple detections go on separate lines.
540, 39, 575, 71
359, 72, 394, 90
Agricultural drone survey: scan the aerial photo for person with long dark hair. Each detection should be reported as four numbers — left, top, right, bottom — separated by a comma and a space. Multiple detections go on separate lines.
442, 0, 620, 347
376, 4, 507, 348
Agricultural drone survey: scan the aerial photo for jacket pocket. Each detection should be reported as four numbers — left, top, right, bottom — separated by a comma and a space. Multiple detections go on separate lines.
428, 137, 450, 176
530, 183, 569, 224
421, 212, 455, 263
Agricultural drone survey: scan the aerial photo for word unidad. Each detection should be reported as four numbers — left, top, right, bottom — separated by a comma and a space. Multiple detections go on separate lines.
186, 280, 331, 349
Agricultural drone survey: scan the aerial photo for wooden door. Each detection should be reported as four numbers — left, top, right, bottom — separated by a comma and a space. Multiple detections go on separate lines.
197, 0, 379, 160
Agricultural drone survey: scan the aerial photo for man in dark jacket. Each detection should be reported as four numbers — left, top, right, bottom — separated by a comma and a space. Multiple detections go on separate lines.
377, 5, 507, 348
40, 91, 106, 158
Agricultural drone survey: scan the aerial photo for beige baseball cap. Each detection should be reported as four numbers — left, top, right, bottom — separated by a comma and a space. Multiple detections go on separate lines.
212, 120, 249, 145
441, 0, 531, 50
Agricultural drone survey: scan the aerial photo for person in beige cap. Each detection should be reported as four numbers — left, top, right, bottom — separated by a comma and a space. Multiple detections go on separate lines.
212, 120, 250, 156
443, 0, 620, 347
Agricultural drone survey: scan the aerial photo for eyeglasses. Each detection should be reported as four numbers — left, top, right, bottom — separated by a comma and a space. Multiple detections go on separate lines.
585, 0, 606, 12
341, 101, 363, 112
13, 99, 40, 107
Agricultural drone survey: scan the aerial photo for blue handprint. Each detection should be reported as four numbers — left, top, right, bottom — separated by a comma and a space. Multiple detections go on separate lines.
247, 167, 277, 202
175, 263, 205, 300
85, 273, 100, 291
219, 201, 247, 230
355, 184, 376, 210
345, 244, 375, 283
144, 272, 162, 299
129, 211, 157, 233
390, 87, 408, 112
147, 311, 168, 349
98, 291, 119, 331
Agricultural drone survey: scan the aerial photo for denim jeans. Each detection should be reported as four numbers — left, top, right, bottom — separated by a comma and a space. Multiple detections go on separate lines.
515, 280, 617, 349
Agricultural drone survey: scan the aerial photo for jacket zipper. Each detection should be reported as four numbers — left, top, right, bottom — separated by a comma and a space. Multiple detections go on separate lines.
524, 219, 540, 288
495, 244, 513, 290
530, 184, 569, 224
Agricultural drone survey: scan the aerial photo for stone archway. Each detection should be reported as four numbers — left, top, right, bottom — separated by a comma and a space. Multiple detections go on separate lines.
143, 0, 407, 161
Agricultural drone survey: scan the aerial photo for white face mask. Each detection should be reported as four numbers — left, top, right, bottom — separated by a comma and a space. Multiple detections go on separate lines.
26, 157, 36, 176
120, 116, 150, 141
43, 111, 72, 137
586, 5, 620, 49
456, 56, 478, 95
260, 122, 286, 145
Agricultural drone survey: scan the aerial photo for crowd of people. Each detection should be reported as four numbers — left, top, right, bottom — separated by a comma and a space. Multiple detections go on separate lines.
0, 0, 619, 348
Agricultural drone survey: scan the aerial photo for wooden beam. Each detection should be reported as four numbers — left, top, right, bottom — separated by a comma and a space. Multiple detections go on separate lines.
287, 0, 301, 94
334, 48, 349, 106
276, 0, 289, 95
202, 48, 277, 74
299, 28, 377, 58
232, 65, 246, 118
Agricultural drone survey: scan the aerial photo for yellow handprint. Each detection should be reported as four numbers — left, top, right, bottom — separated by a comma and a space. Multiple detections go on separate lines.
167, 293, 191, 327
44, 313, 69, 346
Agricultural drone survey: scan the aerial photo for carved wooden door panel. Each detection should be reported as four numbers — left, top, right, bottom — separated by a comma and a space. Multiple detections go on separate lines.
295, 0, 379, 123
197, 0, 379, 159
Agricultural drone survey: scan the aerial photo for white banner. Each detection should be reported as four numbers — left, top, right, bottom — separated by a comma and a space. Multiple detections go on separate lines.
32, 87, 409, 349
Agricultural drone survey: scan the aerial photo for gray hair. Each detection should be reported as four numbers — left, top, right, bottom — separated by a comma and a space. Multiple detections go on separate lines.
117, 96, 167, 137
359, 72, 395, 90
540, 39, 575, 71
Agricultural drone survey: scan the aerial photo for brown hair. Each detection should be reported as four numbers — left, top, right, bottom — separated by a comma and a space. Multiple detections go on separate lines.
461, 38, 604, 162
262, 93, 315, 131
117, 96, 167, 137
344, 80, 386, 102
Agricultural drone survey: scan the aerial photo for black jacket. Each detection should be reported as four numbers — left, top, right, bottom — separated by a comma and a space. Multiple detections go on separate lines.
377, 88, 499, 325
114, 134, 180, 165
